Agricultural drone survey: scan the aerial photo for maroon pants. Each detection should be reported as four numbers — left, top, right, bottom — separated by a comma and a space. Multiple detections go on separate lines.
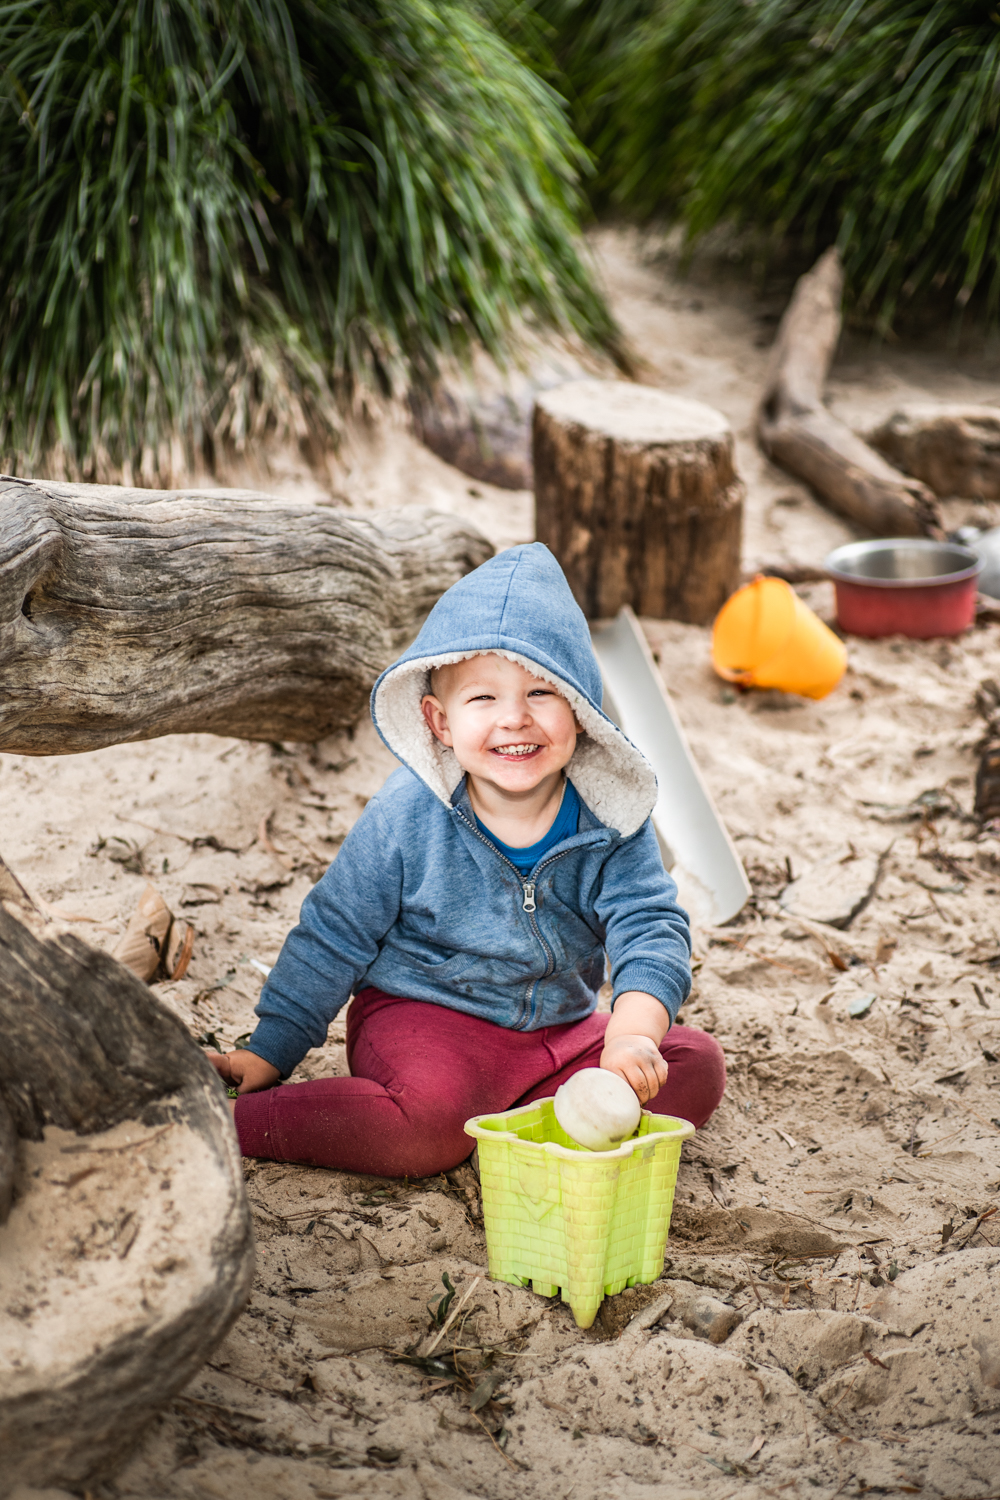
235, 987, 726, 1178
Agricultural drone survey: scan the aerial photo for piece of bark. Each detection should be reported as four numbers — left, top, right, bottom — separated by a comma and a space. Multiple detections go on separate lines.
976, 737, 1000, 822
973, 679, 1000, 821
112, 882, 173, 981
0, 882, 254, 1492
869, 405, 1000, 500
111, 882, 194, 984
0, 478, 492, 755
533, 380, 744, 622
758, 249, 942, 538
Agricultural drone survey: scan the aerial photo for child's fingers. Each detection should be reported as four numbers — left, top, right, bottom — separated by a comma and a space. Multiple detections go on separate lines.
231, 1055, 282, 1093
633, 1047, 667, 1098
638, 1064, 661, 1101
206, 1050, 234, 1081
621, 1056, 661, 1102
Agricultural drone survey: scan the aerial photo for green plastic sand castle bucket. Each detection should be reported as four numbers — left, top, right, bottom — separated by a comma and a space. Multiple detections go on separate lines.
464, 1099, 694, 1330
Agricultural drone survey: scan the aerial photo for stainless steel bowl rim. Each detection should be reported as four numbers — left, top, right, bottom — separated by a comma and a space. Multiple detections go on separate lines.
824, 538, 982, 588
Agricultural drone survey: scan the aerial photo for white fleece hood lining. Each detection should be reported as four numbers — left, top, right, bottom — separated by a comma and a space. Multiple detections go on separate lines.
373, 649, 656, 838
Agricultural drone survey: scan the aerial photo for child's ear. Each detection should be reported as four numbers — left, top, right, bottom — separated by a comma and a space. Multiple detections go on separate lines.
421, 694, 453, 746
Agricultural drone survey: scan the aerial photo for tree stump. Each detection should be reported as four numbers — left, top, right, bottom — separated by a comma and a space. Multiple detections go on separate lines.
532, 380, 743, 622
0, 477, 492, 755
0, 857, 255, 1493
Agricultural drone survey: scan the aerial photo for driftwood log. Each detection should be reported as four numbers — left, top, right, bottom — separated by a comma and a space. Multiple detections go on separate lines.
0, 854, 254, 1494
533, 380, 743, 623
869, 405, 1000, 501
0, 477, 492, 755
758, 249, 942, 538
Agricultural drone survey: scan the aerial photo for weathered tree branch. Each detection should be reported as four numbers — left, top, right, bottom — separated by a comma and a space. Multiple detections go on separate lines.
757, 249, 942, 538
0, 478, 492, 755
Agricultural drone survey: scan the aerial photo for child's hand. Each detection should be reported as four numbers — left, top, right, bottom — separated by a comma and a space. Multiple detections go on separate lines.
600, 991, 671, 1103
207, 1048, 281, 1094
600, 1033, 668, 1103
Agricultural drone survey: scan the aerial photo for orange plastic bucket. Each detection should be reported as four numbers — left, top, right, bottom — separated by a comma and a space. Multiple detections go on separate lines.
712, 576, 847, 700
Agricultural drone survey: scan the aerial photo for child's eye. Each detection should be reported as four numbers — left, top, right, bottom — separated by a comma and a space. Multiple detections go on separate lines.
528, 688, 553, 697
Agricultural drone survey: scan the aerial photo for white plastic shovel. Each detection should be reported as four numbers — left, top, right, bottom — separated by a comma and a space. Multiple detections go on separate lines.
591, 607, 750, 926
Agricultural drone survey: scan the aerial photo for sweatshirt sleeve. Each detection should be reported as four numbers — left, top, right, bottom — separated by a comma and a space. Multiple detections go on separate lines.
593, 819, 692, 1025
245, 798, 403, 1076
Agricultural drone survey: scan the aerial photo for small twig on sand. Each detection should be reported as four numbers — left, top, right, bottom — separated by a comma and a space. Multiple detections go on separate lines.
954, 1204, 999, 1247
258, 810, 295, 872
741, 1257, 764, 1308
424, 1276, 482, 1357
784, 915, 850, 971
918, 885, 949, 922
706, 930, 808, 974
116, 814, 191, 843
468, 1405, 518, 1471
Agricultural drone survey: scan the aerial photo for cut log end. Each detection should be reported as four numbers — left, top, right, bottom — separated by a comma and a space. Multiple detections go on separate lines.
0, 890, 254, 1492
537, 380, 731, 447
533, 380, 743, 624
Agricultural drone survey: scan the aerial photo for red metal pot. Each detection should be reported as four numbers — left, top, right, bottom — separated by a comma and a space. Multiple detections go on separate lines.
824, 539, 982, 639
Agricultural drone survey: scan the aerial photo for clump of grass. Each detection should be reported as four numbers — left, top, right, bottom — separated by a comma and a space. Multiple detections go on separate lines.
0, 0, 615, 482
593, 0, 1000, 327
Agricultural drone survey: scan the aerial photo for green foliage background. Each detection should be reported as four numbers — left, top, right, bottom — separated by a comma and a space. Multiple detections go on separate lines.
0, 0, 615, 478
541, 0, 1000, 328
8, 0, 999, 478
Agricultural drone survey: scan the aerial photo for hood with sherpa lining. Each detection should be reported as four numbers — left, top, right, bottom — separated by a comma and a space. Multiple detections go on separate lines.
370, 543, 657, 838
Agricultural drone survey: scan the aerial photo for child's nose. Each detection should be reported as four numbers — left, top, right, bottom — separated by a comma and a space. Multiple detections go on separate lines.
497, 698, 532, 726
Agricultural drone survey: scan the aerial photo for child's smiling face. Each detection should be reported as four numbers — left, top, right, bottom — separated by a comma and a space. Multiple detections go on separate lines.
421, 653, 580, 796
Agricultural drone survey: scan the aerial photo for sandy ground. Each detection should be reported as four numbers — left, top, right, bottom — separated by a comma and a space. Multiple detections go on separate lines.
6, 229, 1000, 1499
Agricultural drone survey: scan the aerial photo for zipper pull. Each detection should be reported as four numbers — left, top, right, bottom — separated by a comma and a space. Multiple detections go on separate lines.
522, 881, 536, 913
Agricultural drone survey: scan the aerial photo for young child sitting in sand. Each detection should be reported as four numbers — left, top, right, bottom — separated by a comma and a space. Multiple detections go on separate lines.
209, 543, 725, 1175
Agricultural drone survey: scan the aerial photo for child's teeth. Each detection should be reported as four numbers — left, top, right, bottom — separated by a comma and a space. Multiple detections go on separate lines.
496, 744, 538, 756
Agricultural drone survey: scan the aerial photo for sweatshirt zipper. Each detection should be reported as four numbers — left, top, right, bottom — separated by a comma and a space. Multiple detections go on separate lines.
454, 807, 547, 911
454, 807, 586, 1025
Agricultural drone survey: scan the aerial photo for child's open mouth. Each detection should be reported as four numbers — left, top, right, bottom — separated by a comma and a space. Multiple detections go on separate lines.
491, 743, 542, 759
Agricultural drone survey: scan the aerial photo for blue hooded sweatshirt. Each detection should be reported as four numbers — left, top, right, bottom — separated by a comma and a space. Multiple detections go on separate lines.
246, 543, 691, 1077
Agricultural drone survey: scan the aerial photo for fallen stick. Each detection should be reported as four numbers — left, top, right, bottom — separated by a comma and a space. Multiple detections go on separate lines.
757, 249, 942, 539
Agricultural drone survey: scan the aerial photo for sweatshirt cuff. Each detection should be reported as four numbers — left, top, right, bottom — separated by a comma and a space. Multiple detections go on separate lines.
244, 1016, 313, 1078
611, 962, 688, 1025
